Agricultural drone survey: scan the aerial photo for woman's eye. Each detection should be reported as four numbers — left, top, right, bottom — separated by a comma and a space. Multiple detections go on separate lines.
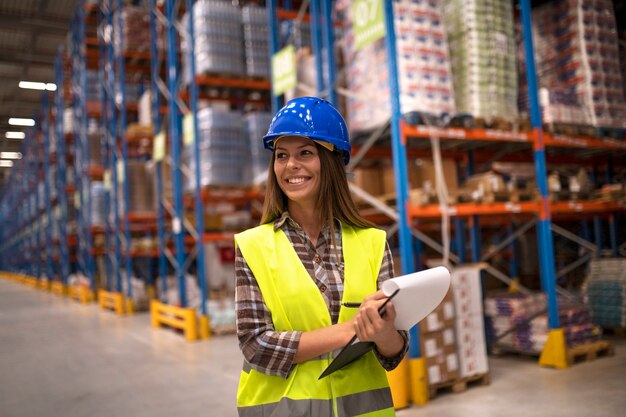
276, 152, 287, 159
301, 149, 313, 156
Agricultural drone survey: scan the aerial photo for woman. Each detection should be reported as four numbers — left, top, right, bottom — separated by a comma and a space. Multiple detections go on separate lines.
235, 97, 408, 417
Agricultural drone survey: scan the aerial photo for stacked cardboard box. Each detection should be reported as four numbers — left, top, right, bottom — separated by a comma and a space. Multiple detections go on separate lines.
450, 264, 489, 378
419, 289, 460, 385
520, 0, 626, 128
443, 0, 518, 121
334, 0, 456, 133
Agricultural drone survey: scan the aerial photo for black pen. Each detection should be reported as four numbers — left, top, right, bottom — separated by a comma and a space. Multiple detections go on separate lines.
342, 302, 361, 308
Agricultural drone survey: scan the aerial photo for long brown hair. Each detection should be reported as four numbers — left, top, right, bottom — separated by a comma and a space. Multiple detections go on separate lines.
261, 142, 375, 239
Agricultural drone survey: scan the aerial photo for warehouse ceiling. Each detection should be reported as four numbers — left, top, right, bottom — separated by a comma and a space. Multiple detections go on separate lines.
0, 0, 79, 190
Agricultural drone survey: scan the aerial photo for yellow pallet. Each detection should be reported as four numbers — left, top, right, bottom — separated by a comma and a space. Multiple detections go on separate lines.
98, 289, 134, 315
150, 300, 210, 341
68, 285, 95, 304
50, 282, 67, 297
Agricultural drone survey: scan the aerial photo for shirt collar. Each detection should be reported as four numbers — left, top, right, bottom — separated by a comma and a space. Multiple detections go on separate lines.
274, 211, 341, 236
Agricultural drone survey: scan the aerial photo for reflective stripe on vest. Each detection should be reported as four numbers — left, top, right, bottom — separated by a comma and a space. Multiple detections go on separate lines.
234, 223, 395, 417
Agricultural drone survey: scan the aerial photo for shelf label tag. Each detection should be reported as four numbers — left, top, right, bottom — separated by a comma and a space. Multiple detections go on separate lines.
103, 169, 112, 190
183, 113, 195, 147
172, 217, 182, 234
271, 45, 296, 96
353, 0, 385, 49
153, 131, 165, 162
116, 160, 125, 184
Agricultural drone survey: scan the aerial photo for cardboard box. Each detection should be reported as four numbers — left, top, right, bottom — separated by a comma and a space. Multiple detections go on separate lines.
455, 314, 489, 377
352, 166, 384, 197
419, 288, 456, 333
451, 263, 487, 316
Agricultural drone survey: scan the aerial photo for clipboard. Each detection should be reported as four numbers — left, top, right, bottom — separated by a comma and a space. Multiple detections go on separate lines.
318, 289, 399, 379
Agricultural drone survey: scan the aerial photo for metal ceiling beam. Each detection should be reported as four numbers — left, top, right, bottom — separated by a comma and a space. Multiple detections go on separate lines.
0, 14, 68, 36
0, 49, 56, 68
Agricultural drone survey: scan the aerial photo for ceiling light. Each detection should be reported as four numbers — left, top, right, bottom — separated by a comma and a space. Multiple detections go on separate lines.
0, 152, 22, 160
0, 160, 14, 168
5, 132, 25, 139
18, 81, 57, 91
8, 118, 35, 126
19, 81, 46, 90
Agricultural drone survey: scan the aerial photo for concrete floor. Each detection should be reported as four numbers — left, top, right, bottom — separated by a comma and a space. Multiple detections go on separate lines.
1, 279, 624, 417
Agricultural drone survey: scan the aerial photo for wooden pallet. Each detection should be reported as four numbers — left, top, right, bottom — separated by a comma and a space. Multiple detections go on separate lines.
602, 327, 626, 337
567, 340, 615, 366
428, 372, 490, 399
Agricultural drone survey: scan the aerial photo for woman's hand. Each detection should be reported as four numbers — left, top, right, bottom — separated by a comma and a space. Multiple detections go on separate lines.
353, 291, 399, 343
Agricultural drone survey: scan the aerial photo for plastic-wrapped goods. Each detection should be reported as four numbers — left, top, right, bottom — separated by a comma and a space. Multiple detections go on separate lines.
88, 134, 103, 166
184, 0, 245, 78
442, 0, 518, 121
118, 160, 156, 214
245, 112, 273, 184
90, 181, 107, 226
182, 107, 249, 190
87, 71, 102, 101
242, 5, 270, 78
280, 20, 312, 50
485, 292, 601, 351
114, 6, 151, 52
520, 0, 626, 128
335, 0, 456, 133
585, 258, 626, 327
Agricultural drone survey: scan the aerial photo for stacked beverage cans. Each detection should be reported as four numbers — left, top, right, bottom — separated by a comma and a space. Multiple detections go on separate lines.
442, 0, 518, 121
334, 0, 456, 133
245, 112, 273, 184
242, 5, 270, 78
183, 107, 248, 190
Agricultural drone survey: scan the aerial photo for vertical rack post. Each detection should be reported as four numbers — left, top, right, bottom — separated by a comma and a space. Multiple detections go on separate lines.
520, 0, 566, 368
149, 0, 168, 298
97, 2, 114, 287
186, 0, 209, 333
164, 0, 187, 306
320, 0, 336, 105
382, 0, 423, 405
41, 92, 56, 285
267, 0, 281, 113
54, 49, 71, 287
115, 0, 134, 303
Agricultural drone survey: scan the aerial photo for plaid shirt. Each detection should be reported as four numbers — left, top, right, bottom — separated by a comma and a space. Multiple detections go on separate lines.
235, 211, 408, 378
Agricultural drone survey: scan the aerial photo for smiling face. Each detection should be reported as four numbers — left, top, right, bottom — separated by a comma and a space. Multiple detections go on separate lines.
273, 136, 321, 210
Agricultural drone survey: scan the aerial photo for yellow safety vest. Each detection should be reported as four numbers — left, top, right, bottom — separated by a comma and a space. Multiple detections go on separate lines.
234, 222, 395, 417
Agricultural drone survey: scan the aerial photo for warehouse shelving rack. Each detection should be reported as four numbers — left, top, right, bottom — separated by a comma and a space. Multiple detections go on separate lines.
266, 0, 626, 405
50, 48, 74, 297
67, 1, 102, 303
146, 0, 274, 340
147, 0, 212, 340
97, 0, 161, 316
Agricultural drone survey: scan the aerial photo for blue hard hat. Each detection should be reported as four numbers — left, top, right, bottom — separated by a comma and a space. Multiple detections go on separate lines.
263, 96, 351, 164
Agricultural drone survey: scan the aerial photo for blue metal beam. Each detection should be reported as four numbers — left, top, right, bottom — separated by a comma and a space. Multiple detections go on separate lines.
520, 0, 560, 330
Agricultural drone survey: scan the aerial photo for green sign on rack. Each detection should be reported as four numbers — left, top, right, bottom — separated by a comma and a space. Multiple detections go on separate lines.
271, 45, 297, 96
103, 169, 111, 190
153, 131, 165, 162
116, 160, 125, 184
183, 113, 195, 147
353, 0, 385, 49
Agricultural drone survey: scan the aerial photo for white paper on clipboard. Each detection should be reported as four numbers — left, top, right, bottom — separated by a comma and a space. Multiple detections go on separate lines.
381, 266, 451, 331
